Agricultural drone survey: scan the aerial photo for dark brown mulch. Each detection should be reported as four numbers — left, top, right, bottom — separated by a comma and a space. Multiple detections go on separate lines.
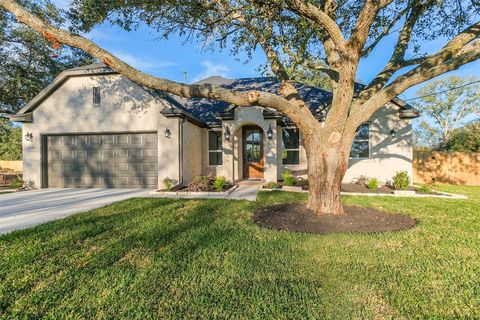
253, 203, 417, 234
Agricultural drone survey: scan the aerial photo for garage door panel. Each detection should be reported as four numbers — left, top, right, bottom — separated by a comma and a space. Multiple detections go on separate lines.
46, 132, 158, 188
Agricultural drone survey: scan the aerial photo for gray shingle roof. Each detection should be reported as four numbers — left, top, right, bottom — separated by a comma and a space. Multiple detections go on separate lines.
169, 76, 335, 124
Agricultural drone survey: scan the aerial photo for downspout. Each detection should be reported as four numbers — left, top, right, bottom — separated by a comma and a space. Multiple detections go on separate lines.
178, 118, 185, 186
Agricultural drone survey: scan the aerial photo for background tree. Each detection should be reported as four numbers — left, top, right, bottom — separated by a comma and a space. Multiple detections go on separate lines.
413, 76, 480, 149
439, 121, 480, 153
0, 0, 92, 159
2, 0, 480, 214
0, 126, 21, 160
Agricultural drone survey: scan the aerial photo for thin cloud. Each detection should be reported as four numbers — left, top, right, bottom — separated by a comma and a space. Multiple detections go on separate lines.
113, 51, 177, 71
193, 60, 230, 82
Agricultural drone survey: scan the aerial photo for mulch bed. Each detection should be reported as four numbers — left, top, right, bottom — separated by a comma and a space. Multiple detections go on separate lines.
253, 203, 417, 234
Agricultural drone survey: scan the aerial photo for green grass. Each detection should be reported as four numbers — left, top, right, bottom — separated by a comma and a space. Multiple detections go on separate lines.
1, 185, 479, 319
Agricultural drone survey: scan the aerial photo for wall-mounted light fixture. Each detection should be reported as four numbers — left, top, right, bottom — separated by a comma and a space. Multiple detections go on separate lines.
389, 129, 396, 138
164, 128, 171, 139
25, 132, 33, 142
224, 127, 231, 141
267, 124, 273, 140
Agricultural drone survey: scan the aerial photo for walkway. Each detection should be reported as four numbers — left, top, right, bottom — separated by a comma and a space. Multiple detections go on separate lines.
0, 188, 150, 235
227, 180, 263, 201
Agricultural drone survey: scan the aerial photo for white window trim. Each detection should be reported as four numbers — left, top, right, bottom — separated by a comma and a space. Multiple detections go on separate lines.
349, 123, 371, 159
281, 126, 301, 165
208, 130, 223, 167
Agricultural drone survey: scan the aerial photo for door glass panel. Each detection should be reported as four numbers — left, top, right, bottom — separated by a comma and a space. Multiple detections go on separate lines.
245, 129, 261, 163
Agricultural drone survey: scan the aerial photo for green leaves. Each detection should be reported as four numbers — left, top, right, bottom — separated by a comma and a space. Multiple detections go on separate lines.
0, 0, 93, 115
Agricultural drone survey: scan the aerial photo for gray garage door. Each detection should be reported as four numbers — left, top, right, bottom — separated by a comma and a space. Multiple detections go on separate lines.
45, 132, 158, 188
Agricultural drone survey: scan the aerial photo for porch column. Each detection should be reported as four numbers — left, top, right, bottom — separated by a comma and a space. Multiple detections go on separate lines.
222, 121, 235, 183
264, 119, 278, 183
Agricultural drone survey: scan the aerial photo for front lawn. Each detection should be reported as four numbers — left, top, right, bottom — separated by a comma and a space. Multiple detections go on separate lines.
1, 185, 479, 319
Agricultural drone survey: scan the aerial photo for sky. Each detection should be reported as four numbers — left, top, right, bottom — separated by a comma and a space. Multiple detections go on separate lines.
52, 0, 479, 102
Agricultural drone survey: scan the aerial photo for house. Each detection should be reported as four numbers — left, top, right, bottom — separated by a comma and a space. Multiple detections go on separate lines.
11, 63, 419, 189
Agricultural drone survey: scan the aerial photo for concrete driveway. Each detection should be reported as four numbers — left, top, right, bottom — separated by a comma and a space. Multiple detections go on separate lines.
0, 188, 150, 235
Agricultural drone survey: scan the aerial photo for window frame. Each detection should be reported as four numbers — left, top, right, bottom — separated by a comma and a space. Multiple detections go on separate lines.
92, 87, 101, 107
208, 130, 223, 166
349, 123, 371, 159
281, 126, 301, 165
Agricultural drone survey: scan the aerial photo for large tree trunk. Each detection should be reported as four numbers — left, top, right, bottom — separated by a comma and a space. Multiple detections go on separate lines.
306, 146, 349, 215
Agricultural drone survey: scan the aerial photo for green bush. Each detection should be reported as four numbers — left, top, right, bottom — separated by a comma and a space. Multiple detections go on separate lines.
392, 171, 410, 190
295, 177, 309, 189
213, 176, 226, 191
416, 184, 432, 194
187, 176, 210, 192
10, 177, 23, 189
265, 181, 280, 189
366, 177, 379, 190
282, 170, 295, 186
163, 177, 173, 190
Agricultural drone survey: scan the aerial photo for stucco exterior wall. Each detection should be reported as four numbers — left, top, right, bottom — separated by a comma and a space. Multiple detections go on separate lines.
182, 121, 203, 184
22, 74, 181, 189
276, 102, 413, 183
222, 107, 277, 183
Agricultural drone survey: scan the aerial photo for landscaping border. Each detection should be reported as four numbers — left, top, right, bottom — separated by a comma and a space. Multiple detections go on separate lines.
261, 188, 468, 199
150, 184, 239, 196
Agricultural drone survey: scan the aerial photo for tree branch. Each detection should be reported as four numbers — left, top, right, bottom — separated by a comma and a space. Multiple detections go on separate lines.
351, 39, 480, 125
0, 0, 316, 130
285, 0, 346, 53
347, 0, 394, 56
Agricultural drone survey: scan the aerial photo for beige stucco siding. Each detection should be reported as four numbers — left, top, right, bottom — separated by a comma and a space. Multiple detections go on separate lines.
182, 121, 203, 184
22, 74, 181, 189
344, 102, 413, 183
276, 102, 413, 183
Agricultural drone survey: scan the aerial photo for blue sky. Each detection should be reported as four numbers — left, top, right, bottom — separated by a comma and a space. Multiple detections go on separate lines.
54, 0, 479, 102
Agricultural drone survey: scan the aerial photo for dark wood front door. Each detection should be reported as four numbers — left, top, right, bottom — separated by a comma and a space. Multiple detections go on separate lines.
243, 126, 264, 179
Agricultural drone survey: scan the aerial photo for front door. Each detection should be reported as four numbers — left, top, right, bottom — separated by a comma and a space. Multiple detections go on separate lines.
243, 126, 264, 179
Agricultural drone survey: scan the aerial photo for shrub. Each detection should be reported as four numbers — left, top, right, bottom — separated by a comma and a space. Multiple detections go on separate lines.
163, 177, 173, 190
295, 177, 309, 189
265, 181, 280, 189
353, 175, 369, 185
392, 171, 410, 190
10, 177, 23, 189
366, 177, 379, 190
187, 176, 210, 192
282, 170, 295, 186
213, 176, 226, 191
416, 184, 432, 194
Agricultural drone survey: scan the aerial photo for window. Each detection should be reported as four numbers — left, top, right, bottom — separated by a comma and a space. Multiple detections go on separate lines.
208, 131, 223, 165
92, 87, 101, 106
281, 127, 300, 165
350, 123, 370, 158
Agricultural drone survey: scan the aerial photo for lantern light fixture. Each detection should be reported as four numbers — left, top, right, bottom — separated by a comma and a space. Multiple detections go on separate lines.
25, 132, 33, 142
267, 125, 273, 140
164, 128, 171, 139
224, 127, 231, 141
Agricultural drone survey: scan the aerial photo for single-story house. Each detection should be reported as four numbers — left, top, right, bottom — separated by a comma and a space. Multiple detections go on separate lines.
11, 63, 419, 189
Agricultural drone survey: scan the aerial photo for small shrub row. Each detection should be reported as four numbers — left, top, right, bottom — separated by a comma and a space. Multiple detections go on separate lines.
186, 175, 232, 192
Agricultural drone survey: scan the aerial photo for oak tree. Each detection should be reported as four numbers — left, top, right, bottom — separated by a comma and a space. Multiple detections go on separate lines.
2, 0, 479, 214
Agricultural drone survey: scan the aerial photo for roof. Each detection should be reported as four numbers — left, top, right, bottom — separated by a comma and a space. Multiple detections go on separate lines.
13, 63, 419, 125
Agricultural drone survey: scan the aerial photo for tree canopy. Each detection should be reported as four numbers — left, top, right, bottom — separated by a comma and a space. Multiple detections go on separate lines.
0, 0, 92, 118
413, 75, 480, 149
